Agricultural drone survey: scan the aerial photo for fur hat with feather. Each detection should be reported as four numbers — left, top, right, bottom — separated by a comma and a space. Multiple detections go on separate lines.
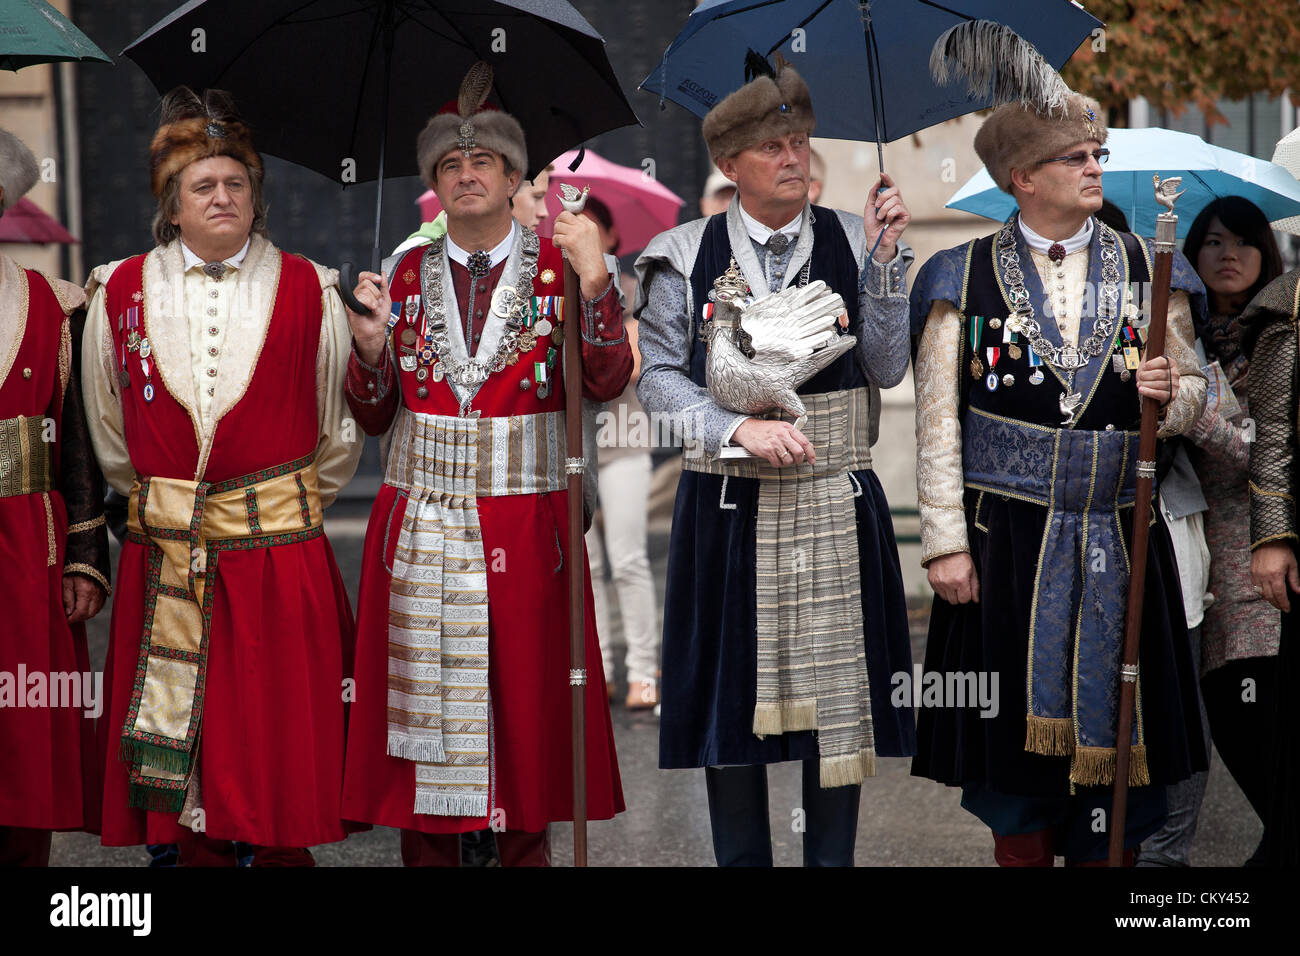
702, 52, 815, 162
930, 20, 1107, 194
0, 127, 40, 214
149, 86, 263, 198
416, 62, 527, 184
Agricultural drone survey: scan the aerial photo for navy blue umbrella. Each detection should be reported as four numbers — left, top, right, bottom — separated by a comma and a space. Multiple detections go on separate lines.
641, 0, 1102, 167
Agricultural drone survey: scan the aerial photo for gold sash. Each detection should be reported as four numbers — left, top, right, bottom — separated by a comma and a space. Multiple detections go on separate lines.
121, 453, 323, 811
0, 414, 53, 498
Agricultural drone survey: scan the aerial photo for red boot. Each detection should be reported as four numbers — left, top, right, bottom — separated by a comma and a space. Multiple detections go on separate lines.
992, 828, 1055, 866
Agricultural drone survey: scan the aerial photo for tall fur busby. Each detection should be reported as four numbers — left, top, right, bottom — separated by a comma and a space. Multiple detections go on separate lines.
416, 62, 528, 184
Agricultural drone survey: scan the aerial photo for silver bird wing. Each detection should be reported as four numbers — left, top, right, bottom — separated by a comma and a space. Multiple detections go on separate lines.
738, 280, 847, 364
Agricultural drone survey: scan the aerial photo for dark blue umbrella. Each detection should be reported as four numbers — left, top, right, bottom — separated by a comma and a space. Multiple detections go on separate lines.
640, 0, 1101, 166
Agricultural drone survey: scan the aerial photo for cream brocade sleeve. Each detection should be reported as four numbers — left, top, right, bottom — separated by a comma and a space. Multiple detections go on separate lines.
1156, 290, 1206, 438
915, 300, 968, 565
313, 285, 364, 507
80, 279, 134, 496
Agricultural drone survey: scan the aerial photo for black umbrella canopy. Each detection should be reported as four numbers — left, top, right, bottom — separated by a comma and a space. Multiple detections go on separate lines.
122, 0, 639, 183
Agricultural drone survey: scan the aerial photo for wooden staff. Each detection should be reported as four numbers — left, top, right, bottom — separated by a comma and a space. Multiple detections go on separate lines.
1109, 176, 1183, 866
560, 185, 590, 867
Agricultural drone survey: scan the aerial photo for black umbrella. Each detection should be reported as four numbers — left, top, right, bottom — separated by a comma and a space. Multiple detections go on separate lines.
122, 0, 639, 309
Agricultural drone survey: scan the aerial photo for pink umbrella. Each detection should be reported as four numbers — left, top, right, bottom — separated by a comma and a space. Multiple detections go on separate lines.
416, 149, 684, 256
540, 150, 683, 255
0, 198, 78, 244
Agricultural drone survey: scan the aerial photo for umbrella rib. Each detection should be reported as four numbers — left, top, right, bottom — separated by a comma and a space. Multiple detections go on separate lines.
203, 0, 354, 85
763, 0, 835, 56
914, 0, 977, 20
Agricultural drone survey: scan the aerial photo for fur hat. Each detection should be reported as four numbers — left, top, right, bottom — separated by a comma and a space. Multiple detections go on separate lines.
930, 20, 1107, 193
975, 94, 1108, 193
0, 127, 40, 213
416, 62, 527, 184
702, 53, 815, 162
149, 87, 262, 198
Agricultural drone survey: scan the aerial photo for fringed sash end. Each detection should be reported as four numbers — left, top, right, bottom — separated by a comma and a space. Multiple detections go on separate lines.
1025, 715, 1075, 756
819, 750, 875, 788
387, 731, 447, 764
1070, 743, 1150, 786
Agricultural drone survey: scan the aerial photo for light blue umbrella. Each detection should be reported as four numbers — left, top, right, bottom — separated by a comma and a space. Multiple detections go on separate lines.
945, 127, 1300, 237
640, 0, 1101, 167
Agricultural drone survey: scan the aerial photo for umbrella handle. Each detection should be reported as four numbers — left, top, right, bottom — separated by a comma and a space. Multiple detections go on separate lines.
338, 261, 374, 317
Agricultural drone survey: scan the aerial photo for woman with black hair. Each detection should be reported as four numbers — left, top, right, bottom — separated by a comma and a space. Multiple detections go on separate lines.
1182, 196, 1285, 865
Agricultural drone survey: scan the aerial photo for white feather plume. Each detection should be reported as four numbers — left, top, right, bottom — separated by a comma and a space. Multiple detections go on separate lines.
929, 20, 1072, 115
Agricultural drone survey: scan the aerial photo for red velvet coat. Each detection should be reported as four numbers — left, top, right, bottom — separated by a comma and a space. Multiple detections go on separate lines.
0, 268, 100, 832
341, 235, 632, 833
95, 251, 356, 848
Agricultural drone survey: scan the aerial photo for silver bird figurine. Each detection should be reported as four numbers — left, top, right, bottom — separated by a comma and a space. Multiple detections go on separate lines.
558, 183, 590, 214
704, 261, 854, 430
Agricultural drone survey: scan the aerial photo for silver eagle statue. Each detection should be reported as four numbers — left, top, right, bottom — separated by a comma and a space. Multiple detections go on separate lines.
704, 261, 855, 430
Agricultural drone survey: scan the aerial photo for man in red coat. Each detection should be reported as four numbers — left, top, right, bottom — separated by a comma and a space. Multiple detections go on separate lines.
81, 89, 362, 866
0, 128, 111, 866
340, 62, 631, 866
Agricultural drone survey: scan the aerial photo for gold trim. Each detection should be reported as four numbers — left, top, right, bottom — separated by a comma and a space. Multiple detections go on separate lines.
64, 562, 111, 595
972, 491, 988, 533
962, 481, 1047, 509
0, 254, 29, 388
1249, 480, 1295, 502
42, 492, 55, 566
1025, 429, 1061, 718
1025, 715, 1073, 755
57, 315, 71, 399
1251, 532, 1299, 550
67, 515, 107, 534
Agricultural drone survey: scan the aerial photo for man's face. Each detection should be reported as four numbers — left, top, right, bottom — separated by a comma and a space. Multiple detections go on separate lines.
433, 148, 520, 222
1015, 139, 1105, 221
719, 131, 811, 209
171, 155, 254, 250
512, 167, 550, 228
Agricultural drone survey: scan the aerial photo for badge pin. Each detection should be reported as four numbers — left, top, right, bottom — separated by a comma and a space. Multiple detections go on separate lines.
989, 317, 1002, 330
535, 318, 553, 337
1113, 353, 1126, 373
1002, 373, 1015, 387
142, 382, 155, 403
1007, 344, 1023, 361
415, 385, 428, 399
400, 328, 417, 346
431, 362, 445, 382
139, 338, 152, 359
119, 370, 131, 389
416, 366, 428, 382
400, 355, 417, 372
1029, 368, 1045, 385
985, 371, 999, 392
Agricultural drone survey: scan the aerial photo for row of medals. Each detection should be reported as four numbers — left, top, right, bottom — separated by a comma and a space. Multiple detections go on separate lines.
120, 303, 158, 403
969, 314, 1144, 393
390, 292, 562, 399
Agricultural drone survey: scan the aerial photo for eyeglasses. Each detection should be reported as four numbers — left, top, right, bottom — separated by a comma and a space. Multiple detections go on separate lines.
1038, 148, 1110, 168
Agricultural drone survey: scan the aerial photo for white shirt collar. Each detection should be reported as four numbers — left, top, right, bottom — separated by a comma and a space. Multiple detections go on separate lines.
738, 200, 802, 247
1018, 216, 1093, 256
446, 221, 516, 269
181, 237, 251, 273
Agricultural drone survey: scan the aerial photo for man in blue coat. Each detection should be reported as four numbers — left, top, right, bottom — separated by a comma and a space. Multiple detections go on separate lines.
634, 57, 915, 866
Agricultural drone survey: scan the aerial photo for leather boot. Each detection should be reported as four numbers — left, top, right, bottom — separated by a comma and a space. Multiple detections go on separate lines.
801, 758, 861, 867
705, 765, 773, 866
495, 828, 552, 867
400, 829, 462, 867
992, 828, 1056, 866
0, 827, 52, 867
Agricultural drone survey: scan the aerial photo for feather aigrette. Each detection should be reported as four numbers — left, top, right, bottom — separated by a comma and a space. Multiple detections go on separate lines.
929, 20, 1071, 115
458, 61, 494, 118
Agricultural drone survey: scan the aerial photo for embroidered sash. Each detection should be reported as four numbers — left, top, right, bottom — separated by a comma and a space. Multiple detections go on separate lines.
0, 414, 52, 498
384, 407, 565, 815
121, 454, 324, 811
962, 407, 1149, 786
684, 387, 876, 787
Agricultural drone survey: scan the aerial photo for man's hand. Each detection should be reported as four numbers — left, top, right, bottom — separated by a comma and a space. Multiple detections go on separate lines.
733, 418, 816, 467
864, 172, 910, 262
63, 575, 105, 623
1136, 354, 1179, 407
927, 552, 980, 605
551, 211, 609, 299
1251, 541, 1299, 612
346, 270, 391, 367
